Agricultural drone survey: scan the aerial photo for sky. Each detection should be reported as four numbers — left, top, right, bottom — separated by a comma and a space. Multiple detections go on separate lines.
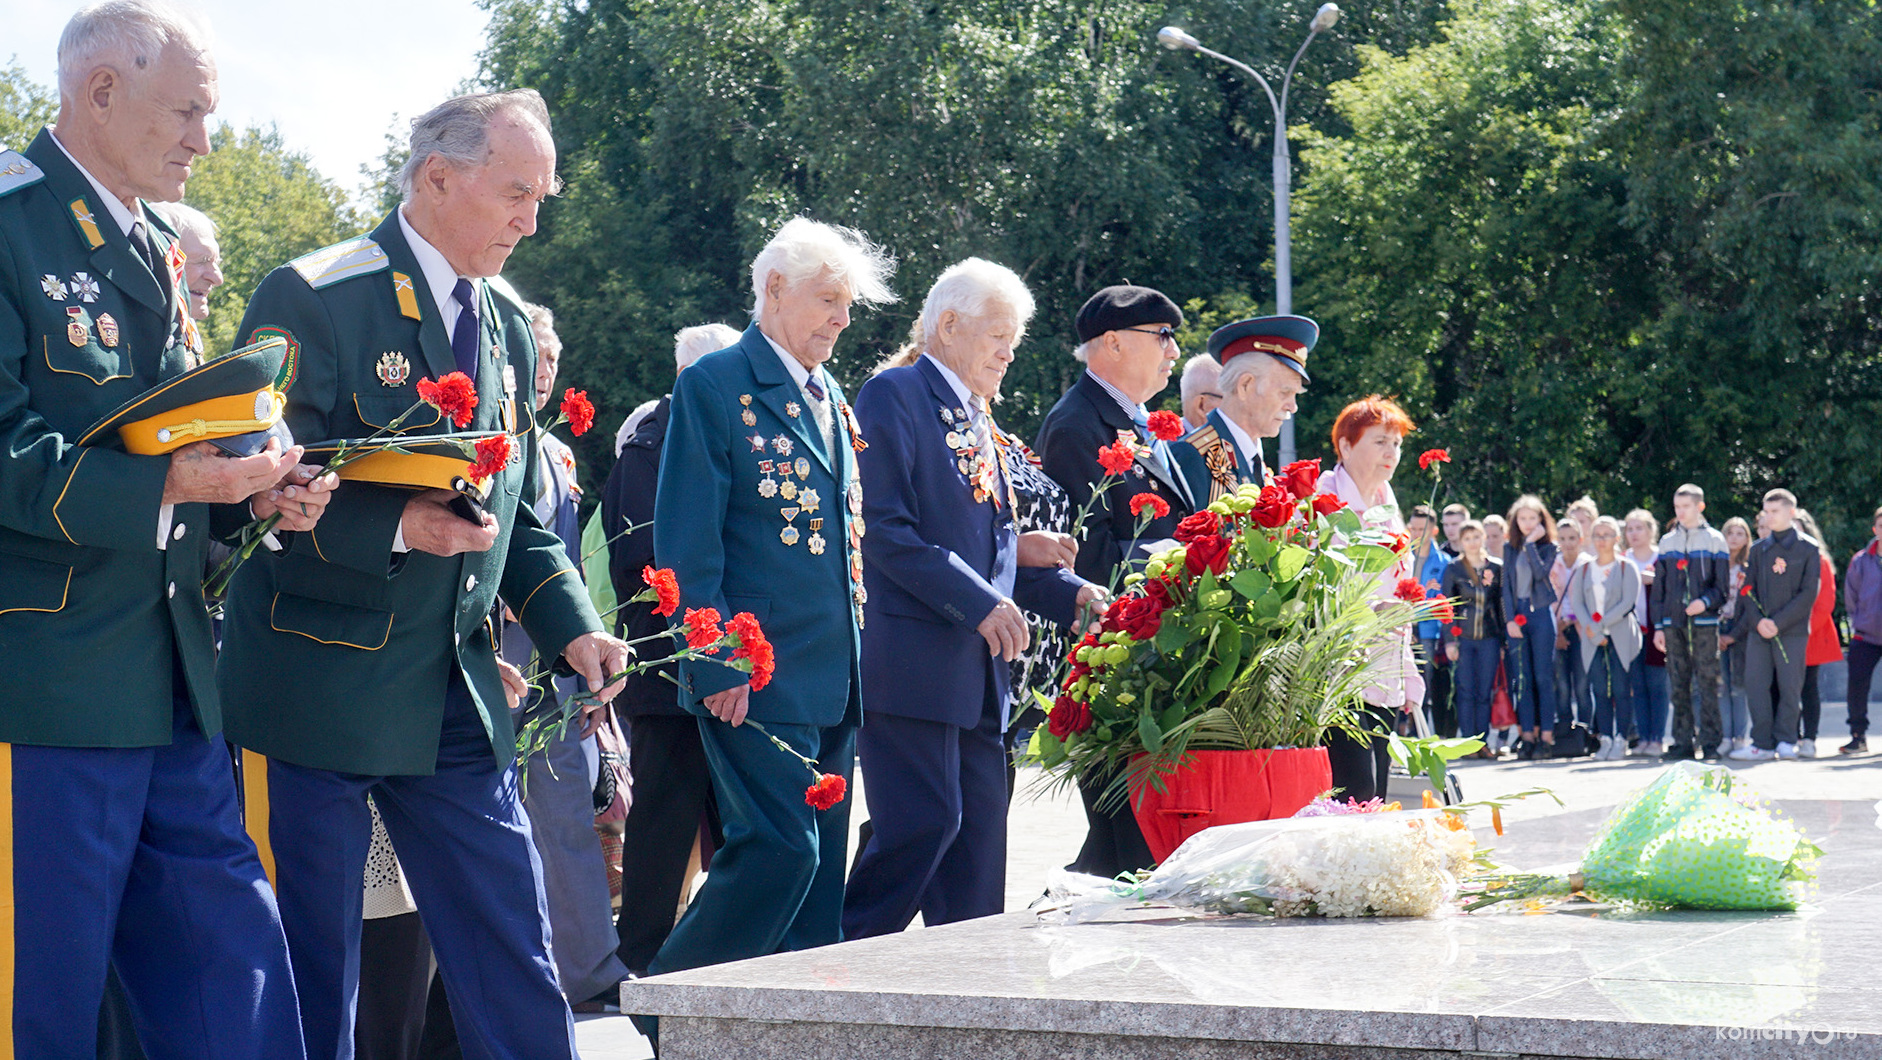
2, 0, 492, 199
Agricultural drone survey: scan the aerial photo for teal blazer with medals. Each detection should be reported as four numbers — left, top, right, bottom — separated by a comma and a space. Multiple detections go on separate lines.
217, 210, 601, 775
654, 324, 864, 729
0, 130, 233, 747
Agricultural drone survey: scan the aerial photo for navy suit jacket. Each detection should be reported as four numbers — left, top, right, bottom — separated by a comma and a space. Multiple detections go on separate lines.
654, 324, 863, 729
855, 359, 1086, 730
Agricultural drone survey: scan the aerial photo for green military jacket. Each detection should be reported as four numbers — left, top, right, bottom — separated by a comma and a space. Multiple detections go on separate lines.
217, 210, 601, 775
0, 129, 232, 747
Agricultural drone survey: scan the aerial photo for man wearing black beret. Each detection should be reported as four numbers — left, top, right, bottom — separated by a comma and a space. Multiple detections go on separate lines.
1034, 284, 1195, 876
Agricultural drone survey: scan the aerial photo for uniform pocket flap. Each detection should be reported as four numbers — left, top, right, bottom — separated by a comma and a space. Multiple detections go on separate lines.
0, 553, 72, 615
269, 592, 394, 650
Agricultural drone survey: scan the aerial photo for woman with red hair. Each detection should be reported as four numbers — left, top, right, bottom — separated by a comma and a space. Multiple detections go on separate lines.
1317, 395, 1423, 801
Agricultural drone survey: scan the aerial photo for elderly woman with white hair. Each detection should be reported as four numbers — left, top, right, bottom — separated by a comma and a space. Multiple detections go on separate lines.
840, 259, 1100, 939
645, 217, 893, 987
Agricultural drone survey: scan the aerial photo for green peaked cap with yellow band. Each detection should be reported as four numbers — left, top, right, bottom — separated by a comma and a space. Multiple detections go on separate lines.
298, 431, 507, 492
80, 336, 294, 457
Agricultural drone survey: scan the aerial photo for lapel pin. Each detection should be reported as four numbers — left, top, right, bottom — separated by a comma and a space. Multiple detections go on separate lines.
69, 273, 100, 303
97, 312, 119, 348
376, 351, 412, 387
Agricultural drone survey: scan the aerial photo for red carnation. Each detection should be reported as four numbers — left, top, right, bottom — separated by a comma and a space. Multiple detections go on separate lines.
1174, 510, 1221, 543
1676, 558, 1689, 571
1047, 697, 1093, 739
1096, 440, 1136, 477
1394, 577, 1427, 603
466, 433, 513, 482
1513, 614, 1528, 628
1251, 484, 1295, 528
417, 372, 478, 428
1417, 448, 1451, 472
805, 773, 847, 810
1129, 493, 1170, 520
682, 607, 724, 649
1449, 625, 1463, 637
1433, 599, 1455, 623
1741, 584, 1753, 597
1184, 534, 1232, 577
1592, 612, 1604, 622
1145, 409, 1185, 442
642, 566, 680, 617
1279, 459, 1321, 501
1388, 531, 1412, 554
726, 611, 775, 689
560, 388, 596, 436
1310, 492, 1348, 518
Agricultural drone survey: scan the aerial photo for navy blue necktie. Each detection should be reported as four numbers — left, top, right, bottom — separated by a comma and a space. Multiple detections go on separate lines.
450, 278, 480, 381
804, 375, 826, 402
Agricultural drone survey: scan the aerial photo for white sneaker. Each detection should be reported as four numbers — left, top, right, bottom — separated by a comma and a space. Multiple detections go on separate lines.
1775, 742, 1799, 760
1596, 735, 1614, 760
1798, 739, 1817, 758
1732, 736, 1751, 751
1729, 744, 1775, 761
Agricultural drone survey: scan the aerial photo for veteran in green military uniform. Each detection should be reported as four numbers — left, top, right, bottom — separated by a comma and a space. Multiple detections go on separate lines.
1169, 315, 1316, 505
0, 3, 333, 1056
218, 89, 631, 1060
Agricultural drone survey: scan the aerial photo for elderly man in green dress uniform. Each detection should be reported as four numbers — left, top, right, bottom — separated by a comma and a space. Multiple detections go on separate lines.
0, 2, 335, 1055
219, 88, 632, 1060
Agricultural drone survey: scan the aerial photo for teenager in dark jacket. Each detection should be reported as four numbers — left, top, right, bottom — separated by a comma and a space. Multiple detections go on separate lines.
1649, 484, 1731, 760
1727, 489, 1820, 760
1500, 495, 1560, 758
1442, 522, 1504, 758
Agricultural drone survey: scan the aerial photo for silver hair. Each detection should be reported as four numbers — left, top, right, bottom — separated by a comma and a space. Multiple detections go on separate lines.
1071, 339, 1095, 364
749, 216, 896, 321
397, 89, 561, 203
57, 0, 209, 105
523, 303, 560, 359
918, 258, 1034, 348
1216, 350, 1292, 398
1179, 354, 1220, 404
674, 323, 741, 372
148, 199, 216, 242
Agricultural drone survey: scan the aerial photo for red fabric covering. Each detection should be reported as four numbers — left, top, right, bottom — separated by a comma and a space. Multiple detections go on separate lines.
1807, 555, 1843, 666
1130, 748, 1332, 864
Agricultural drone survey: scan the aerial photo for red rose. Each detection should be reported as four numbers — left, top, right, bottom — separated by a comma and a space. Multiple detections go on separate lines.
1129, 493, 1170, 520
1143, 576, 1175, 606
1251, 484, 1295, 528
1145, 409, 1185, 442
1676, 558, 1689, 571
682, 607, 724, 649
1047, 697, 1093, 739
1103, 596, 1162, 640
1513, 614, 1528, 628
1096, 440, 1136, 478
560, 388, 596, 436
1449, 624, 1463, 637
642, 566, 681, 617
1174, 510, 1221, 543
466, 433, 513, 482
1394, 577, 1427, 602
1310, 492, 1347, 517
1184, 534, 1232, 577
1592, 612, 1604, 622
416, 372, 478, 428
1417, 448, 1451, 471
805, 773, 847, 810
1279, 459, 1321, 501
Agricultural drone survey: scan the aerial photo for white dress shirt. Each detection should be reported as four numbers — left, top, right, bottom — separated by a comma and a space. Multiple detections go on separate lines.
761, 331, 835, 454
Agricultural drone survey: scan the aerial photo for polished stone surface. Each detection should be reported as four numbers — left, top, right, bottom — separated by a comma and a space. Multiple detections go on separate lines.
608, 799, 1882, 1058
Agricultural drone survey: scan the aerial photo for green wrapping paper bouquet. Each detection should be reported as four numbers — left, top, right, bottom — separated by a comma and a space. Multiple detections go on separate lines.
1470, 762, 1821, 912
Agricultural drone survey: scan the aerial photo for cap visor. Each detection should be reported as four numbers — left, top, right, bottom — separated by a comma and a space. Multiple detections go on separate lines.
208, 420, 296, 458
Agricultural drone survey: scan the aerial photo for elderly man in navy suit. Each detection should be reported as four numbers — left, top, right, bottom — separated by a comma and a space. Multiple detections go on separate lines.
645, 218, 894, 986
842, 260, 1099, 938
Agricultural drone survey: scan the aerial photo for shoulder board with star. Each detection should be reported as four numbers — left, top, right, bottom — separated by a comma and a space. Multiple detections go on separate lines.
290, 236, 388, 289
0, 151, 45, 199
1181, 424, 1220, 453
484, 274, 529, 314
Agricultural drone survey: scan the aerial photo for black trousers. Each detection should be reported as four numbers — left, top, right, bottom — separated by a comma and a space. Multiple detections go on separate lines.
1327, 706, 1393, 803
615, 713, 722, 976
356, 912, 433, 1060
1847, 639, 1882, 737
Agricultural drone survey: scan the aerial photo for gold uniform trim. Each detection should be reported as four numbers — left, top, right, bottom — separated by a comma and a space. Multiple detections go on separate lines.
517, 568, 576, 620
0, 567, 70, 616
268, 593, 394, 651
50, 450, 90, 545
324, 450, 469, 491
241, 749, 276, 888
117, 389, 285, 455
42, 336, 130, 385
392, 271, 422, 321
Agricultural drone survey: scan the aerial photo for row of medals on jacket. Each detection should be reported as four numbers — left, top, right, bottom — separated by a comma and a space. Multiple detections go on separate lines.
739, 393, 869, 625
943, 404, 1003, 508
43, 272, 123, 350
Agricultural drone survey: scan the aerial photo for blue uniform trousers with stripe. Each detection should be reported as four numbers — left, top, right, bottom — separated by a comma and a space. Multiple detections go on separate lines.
10, 678, 302, 1059
246, 679, 575, 1060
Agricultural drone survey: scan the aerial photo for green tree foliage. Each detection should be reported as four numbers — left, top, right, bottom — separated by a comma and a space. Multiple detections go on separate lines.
1295, 0, 1882, 553
179, 126, 370, 357
0, 62, 55, 149
477, 0, 1448, 479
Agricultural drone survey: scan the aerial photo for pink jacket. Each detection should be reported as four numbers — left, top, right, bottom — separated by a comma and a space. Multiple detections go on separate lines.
1319, 464, 1425, 709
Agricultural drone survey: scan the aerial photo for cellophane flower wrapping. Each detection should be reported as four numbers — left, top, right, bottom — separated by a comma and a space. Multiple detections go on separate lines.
1570, 761, 1817, 910
1038, 810, 1477, 924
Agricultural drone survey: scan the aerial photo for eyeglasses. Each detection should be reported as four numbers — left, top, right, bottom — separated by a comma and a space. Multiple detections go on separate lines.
1121, 325, 1178, 344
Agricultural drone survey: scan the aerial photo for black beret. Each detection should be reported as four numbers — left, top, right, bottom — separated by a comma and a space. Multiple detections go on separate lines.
1075, 285, 1184, 344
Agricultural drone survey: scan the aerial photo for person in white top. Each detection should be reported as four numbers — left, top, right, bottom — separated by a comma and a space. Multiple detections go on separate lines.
1569, 517, 1644, 760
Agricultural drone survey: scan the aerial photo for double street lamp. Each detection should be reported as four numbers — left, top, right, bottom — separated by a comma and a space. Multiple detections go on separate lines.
1159, 3, 1340, 468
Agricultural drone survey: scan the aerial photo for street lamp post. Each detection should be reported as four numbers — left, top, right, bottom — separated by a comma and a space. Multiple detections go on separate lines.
1159, 3, 1339, 468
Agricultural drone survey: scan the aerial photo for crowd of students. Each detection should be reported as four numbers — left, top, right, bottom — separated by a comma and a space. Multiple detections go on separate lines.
1405, 486, 1875, 762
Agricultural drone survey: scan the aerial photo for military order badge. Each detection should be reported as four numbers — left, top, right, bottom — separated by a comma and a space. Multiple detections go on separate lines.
69, 272, 100, 303
97, 312, 120, 348
376, 351, 412, 388
740, 394, 757, 427
65, 307, 87, 347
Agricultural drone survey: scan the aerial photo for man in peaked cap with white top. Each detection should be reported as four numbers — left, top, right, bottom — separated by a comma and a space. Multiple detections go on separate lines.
1170, 315, 1315, 505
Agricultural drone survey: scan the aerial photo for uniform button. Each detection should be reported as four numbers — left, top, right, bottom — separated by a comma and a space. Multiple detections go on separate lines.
466, 574, 478, 592
167, 582, 176, 599
172, 523, 187, 541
